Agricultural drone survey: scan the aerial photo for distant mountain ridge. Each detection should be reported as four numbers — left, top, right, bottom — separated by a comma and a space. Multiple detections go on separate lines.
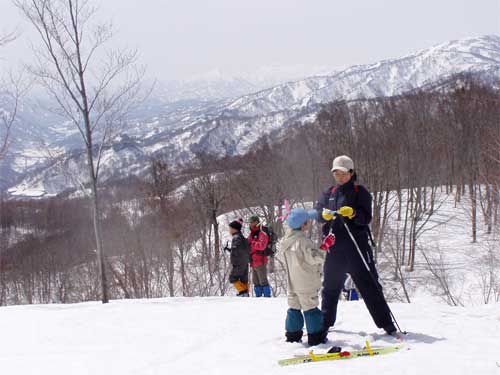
3, 35, 499, 197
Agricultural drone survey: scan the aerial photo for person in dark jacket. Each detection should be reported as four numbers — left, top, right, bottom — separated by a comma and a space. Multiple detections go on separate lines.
227, 219, 250, 297
315, 155, 397, 335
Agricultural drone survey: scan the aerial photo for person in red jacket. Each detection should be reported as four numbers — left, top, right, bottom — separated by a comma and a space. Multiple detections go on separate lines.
248, 215, 271, 297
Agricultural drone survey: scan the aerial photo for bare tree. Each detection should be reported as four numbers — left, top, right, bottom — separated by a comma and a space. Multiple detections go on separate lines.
188, 171, 229, 292
0, 72, 27, 160
148, 158, 177, 297
0, 30, 18, 47
0, 31, 27, 160
421, 246, 463, 307
15, 0, 146, 303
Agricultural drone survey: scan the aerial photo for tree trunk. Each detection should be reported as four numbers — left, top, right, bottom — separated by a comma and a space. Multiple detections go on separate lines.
469, 181, 477, 243
88, 157, 109, 303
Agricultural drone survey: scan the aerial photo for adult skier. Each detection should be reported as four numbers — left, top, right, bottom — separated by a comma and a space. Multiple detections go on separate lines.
316, 155, 397, 335
226, 219, 250, 297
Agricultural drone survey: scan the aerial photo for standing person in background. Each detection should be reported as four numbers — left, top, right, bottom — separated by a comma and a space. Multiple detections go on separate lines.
316, 155, 397, 335
343, 275, 359, 301
226, 219, 250, 297
248, 215, 271, 297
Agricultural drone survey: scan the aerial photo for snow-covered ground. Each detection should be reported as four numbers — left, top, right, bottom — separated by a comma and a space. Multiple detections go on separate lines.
0, 297, 499, 374
1, 187, 498, 373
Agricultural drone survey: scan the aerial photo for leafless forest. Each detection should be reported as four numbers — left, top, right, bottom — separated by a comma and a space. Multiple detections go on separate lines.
1, 75, 499, 306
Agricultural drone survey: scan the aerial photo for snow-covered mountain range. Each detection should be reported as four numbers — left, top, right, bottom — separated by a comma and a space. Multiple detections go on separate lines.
155, 64, 338, 102
3, 35, 500, 197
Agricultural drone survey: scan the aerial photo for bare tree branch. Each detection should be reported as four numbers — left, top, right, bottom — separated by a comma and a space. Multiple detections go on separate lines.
14, 0, 149, 304
0, 30, 18, 47
0, 70, 31, 160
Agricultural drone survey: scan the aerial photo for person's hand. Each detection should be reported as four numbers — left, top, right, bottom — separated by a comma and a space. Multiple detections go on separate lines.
338, 206, 355, 219
322, 208, 335, 221
320, 233, 336, 251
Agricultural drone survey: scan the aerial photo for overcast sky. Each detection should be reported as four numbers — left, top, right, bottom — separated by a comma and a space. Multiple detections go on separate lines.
1, 0, 499, 81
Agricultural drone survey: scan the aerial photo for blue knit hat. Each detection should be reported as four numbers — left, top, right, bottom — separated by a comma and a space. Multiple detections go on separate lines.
286, 208, 317, 229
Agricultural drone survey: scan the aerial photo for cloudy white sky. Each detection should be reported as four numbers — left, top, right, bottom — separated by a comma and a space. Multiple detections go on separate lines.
1, 0, 499, 81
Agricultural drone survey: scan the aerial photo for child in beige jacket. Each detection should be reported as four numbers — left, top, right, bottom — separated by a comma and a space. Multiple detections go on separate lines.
280, 207, 335, 346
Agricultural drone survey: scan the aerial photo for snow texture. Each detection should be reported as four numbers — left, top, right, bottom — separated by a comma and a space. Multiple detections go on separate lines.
0, 297, 498, 374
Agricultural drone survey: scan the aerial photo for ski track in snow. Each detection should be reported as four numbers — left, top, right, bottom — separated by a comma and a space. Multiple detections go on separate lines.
0, 297, 499, 375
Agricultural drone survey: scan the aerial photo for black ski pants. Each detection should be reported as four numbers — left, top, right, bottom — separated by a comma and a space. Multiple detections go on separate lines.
321, 237, 393, 330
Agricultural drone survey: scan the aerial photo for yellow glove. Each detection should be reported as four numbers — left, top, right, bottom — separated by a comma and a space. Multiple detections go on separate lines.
338, 206, 355, 219
322, 208, 335, 221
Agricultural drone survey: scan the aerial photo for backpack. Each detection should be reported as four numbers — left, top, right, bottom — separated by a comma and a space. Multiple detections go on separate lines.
261, 225, 278, 257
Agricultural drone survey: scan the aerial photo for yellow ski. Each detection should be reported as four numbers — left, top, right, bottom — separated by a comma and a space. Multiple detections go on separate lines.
278, 344, 404, 366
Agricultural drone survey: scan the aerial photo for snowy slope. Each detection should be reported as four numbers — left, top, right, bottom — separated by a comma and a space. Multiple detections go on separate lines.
0, 297, 498, 375
219, 186, 499, 307
216, 35, 500, 117
0, 189, 498, 373
378, 187, 499, 306
5, 35, 500, 197
155, 64, 337, 102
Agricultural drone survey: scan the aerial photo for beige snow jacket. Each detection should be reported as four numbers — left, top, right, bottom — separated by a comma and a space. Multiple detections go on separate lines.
279, 229, 326, 295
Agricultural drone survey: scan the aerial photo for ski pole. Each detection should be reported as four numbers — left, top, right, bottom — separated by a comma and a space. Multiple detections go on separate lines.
335, 213, 407, 334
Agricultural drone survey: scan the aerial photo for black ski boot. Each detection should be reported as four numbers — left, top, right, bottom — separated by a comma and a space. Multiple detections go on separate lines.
285, 330, 303, 343
308, 329, 328, 346
384, 323, 397, 335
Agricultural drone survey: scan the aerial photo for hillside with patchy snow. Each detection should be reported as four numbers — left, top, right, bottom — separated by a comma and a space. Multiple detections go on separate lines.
4, 35, 500, 197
